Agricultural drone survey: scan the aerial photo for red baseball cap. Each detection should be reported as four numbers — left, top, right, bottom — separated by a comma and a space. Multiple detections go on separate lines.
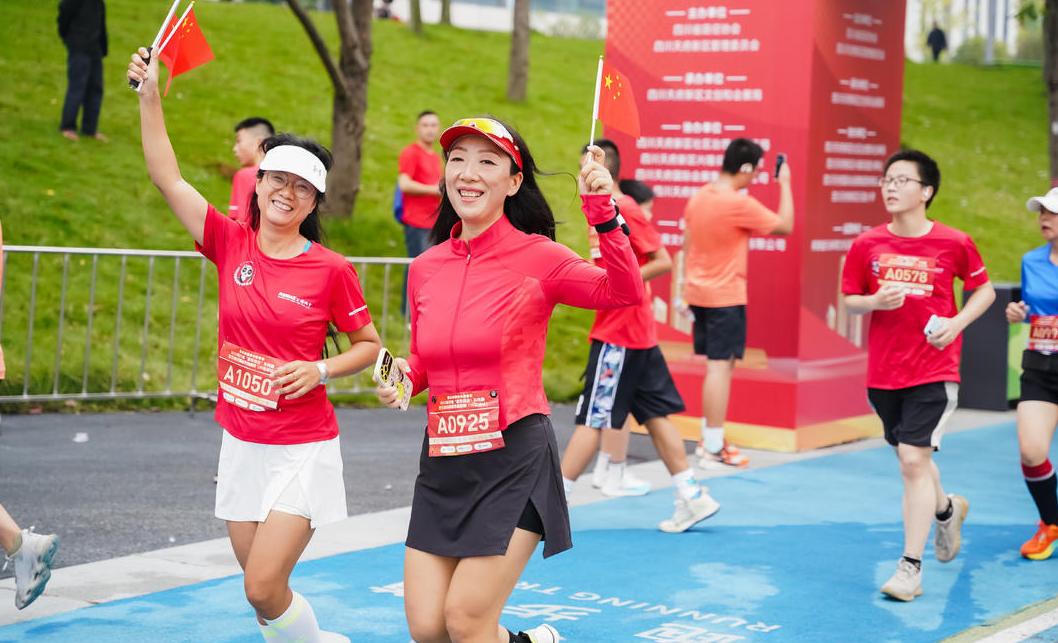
439, 117, 523, 171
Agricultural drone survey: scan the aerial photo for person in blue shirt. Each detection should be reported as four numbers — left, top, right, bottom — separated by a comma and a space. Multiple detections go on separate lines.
1008, 187, 1058, 560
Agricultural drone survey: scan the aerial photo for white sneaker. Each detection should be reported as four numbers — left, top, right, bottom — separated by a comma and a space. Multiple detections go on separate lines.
601, 470, 651, 497
658, 491, 720, 533
319, 632, 350, 642
523, 623, 562, 643
5, 528, 59, 610
880, 558, 923, 601
934, 494, 969, 563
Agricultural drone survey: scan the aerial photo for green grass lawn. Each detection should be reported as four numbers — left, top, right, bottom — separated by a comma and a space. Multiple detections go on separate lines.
0, 0, 1050, 408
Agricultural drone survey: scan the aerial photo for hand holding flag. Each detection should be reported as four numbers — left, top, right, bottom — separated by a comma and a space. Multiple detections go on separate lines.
129, 0, 213, 96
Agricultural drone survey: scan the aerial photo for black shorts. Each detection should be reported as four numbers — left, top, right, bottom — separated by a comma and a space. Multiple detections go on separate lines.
690, 305, 746, 360
1020, 351, 1058, 405
574, 341, 686, 429
867, 382, 959, 450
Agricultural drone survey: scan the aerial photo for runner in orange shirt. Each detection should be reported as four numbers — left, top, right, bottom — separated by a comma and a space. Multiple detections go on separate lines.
681, 138, 793, 468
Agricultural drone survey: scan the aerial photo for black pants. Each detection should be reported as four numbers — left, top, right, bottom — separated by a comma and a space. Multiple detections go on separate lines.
61, 49, 104, 135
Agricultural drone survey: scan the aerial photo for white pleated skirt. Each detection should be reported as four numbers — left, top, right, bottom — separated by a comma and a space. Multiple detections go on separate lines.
215, 429, 347, 529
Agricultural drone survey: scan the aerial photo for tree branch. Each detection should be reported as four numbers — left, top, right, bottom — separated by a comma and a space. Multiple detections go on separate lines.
334, 0, 370, 72
285, 0, 351, 100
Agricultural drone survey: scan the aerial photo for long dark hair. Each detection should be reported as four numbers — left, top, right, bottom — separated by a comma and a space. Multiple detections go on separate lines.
430, 117, 556, 244
248, 133, 333, 243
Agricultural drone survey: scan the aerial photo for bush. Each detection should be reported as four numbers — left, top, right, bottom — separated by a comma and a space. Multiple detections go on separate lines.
1018, 26, 1044, 62
953, 35, 1008, 64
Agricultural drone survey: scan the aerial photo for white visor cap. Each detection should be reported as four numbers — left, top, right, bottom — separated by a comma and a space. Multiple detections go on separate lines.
259, 145, 327, 194
1027, 187, 1058, 214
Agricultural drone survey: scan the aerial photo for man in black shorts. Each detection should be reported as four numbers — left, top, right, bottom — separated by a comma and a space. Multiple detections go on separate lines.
560, 139, 719, 532
681, 138, 793, 467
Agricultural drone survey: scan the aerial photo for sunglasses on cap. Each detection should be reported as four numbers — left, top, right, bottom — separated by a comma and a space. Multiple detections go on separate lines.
439, 117, 524, 170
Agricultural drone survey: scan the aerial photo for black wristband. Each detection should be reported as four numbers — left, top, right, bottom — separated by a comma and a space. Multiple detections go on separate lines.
593, 200, 631, 235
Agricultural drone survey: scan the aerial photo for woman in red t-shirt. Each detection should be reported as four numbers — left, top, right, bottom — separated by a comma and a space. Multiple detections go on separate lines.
129, 50, 380, 642
377, 117, 643, 643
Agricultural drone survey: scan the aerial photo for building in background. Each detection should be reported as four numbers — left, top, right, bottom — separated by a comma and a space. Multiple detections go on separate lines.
387, 0, 606, 37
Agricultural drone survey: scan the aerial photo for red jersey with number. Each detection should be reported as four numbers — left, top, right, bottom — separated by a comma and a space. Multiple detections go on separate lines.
405, 195, 644, 430
588, 195, 661, 349
841, 221, 989, 389
398, 143, 442, 229
197, 205, 372, 444
229, 165, 258, 224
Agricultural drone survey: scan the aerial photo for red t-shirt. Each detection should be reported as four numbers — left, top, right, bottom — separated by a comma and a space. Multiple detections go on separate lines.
197, 205, 372, 444
398, 143, 442, 230
841, 221, 989, 390
588, 195, 661, 349
229, 165, 258, 224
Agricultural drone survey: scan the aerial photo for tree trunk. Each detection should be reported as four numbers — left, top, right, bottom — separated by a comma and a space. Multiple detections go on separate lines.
286, 0, 373, 218
1047, 0, 1058, 183
440, 0, 451, 25
506, 0, 530, 101
410, 0, 423, 35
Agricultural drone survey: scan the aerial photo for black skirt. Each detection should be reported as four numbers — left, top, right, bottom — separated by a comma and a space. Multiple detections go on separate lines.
406, 414, 572, 559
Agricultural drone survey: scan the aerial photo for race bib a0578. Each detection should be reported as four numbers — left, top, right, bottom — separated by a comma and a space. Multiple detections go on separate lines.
877, 254, 937, 297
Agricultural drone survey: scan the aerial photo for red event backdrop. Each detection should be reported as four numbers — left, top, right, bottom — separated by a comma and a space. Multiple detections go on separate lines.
605, 1, 907, 451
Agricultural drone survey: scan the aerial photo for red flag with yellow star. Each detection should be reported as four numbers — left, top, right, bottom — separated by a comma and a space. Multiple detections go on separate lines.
158, 8, 214, 96
596, 61, 640, 138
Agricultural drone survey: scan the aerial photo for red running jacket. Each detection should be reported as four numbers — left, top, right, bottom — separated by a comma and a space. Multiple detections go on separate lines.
406, 194, 644, 430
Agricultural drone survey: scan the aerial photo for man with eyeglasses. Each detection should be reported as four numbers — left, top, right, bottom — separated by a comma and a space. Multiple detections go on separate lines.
681, 138, 793, 470
841, 149, 995, 602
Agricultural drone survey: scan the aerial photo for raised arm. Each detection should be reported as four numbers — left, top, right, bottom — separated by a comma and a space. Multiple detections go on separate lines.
127, 47, 209, 244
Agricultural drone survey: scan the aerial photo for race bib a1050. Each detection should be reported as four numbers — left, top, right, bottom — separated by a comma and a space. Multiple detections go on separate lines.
427, 389, 504, 457
217, 342, 282, 412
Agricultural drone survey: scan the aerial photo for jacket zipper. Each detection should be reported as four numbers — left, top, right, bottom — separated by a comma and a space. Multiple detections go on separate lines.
450, 249, 472, 391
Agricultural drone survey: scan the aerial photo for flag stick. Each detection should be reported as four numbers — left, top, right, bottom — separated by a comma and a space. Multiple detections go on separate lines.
588, 55, 604, 149
151, 0, 183, 49
131, 0, 182, 92
156, 1, 195, 57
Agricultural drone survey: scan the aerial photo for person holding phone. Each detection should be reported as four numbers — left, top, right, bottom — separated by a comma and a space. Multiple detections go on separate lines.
842, 149, 994, 601
128, 48, 382, 642
375, 117, 643, 643
680, 139, 793, 469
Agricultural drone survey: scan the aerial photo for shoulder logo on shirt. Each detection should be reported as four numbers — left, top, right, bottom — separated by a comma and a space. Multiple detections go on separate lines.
233, 261, 255, 287
278, 291, 313, 309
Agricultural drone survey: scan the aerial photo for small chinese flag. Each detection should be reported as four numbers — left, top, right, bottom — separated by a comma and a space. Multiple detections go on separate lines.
159, 9, 214, 96
596, 61, 641, 138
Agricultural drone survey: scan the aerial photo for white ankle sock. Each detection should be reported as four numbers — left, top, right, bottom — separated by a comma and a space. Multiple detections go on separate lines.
562, 477, 574, 496
592, 452, 611, 475
262, 591, 321, 642
671, 469, 700, 500
605, 460, 626, 487
701, 427, 724, 453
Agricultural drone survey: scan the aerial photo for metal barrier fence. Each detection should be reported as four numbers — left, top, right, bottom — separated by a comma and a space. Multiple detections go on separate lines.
0, 246, 411, 404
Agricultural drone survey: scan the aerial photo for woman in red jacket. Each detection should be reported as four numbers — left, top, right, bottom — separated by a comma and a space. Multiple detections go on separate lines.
377, 117, 644, 643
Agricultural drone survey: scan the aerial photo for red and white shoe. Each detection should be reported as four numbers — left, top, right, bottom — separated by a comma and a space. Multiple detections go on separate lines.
696, 441, 750, 469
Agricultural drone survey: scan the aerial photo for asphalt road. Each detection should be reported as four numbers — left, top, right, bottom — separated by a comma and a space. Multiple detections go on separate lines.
0, 403, 664, 577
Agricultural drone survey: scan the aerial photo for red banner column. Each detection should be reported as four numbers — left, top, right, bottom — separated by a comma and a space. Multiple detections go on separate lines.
605, 1, 907, 451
